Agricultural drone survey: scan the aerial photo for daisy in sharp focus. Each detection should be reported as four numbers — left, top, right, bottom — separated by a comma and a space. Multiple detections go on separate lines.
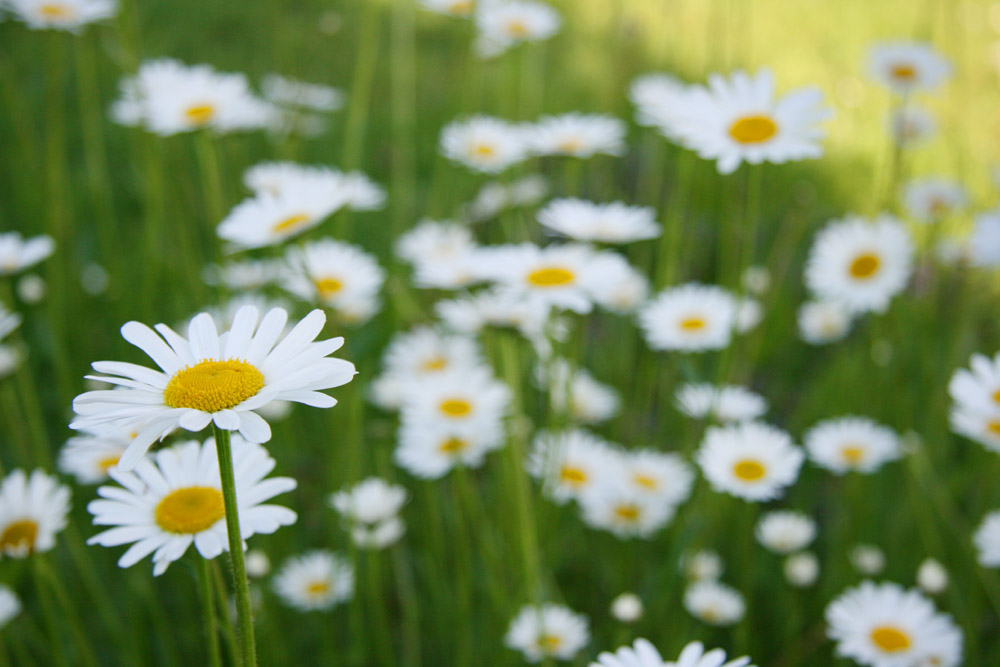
868, 42, 952, 96
804, 214, 914, 314
71, 305, 357, 471
675, 383, 768, 423
666, 68, 832, 174
5, 0, 116, 31
0, 232, 54, 276
639, 284, 739, 352
537, 199, 660, 244
526, 113, 627, 158
504, 603, 589, 663
902, 179, 967, 224
280, 239, 385, 324
804, 416, 902, 474
440, 116, 529, 173
273, 550, 354, 612
87, 437, 297, 576
0, 469, 70, 558
697, 421, 803, 502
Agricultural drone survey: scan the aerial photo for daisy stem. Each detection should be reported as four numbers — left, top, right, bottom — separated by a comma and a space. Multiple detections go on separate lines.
341, 0, 381, 172
32, 556, 69, 667
195, 131, 228, 228
212, 560, 240, 663
212, 425, 258, 667
197, 557, 223, 667
34, 554, 99, 667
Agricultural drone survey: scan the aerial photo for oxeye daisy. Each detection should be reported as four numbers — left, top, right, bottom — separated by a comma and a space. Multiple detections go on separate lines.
86, 437, 297, 575
504, 603, 589, 663
400, 366, 510, 429
242, 162, 384, 210
804, 214, 914, 314
825, 581, 963, 667
948, 352, 1000, 420
58, 425, 131, 484
0, 232, 54, 276
697, 421, 803, 502
785, 552, 820, 588
684, 580, 745, 626
527, 429, 620, 504
395, 220, 480, 289
0, 303, 22, 344
70, 305, 357, 471
464, 174, 548, 221
395, 419, 506, 478
0, 469, 70, 558
609, 593, 643, 623
280, 239, 385, 323
966, 210, 1000, 268
917, 559, 948, 595
804, 416, 902, 474
683, 549, 723, 581
526, 113, 627, 158
589, 257, 650, 315
440, 116, 529, 173
539, 359, 621, 425
675, 383, 768, 423
261, 74, 344, 112
974, 510, 1000, 567
755, 510, 817, 554
638, 284, 739, 352
475, 1, 561, 58
5, 0, 116, 31
435, 288, 553, 343
851, 545, 886, 576
629, 73, 695, 137
0, 586, 20, 630
888, 106, 936, 147
330, 478, 408, 549
537, 199, 660, 244
902, 179, 967, 223
868, 42, 951, 95
273, 550, 355, 612
203, 258, 282, 291
592, 638, 754, 667
578, 486, 676, 539
798, 300, 853, 345
622, 449, 694, 506
949, 406, 1000, 453
666, 68, 832, 174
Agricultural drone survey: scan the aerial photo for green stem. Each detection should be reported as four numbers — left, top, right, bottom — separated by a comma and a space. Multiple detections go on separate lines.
197, 557, 223, 667
32, 557, 69, 667
341, 1, 382, 171
212, 425, 257, 667
212, 559, 240, 664
35, 555, 99, 667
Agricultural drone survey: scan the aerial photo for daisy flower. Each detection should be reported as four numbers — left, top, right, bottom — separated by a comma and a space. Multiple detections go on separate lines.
902, 179, 966, 223
4, 0, 116, 31
798, 300, 853, 345
261, 74, 344, 112
622, 449, 694, 506
330, 478, 408, 548
440, 116, 529, 173
0, 586, 20, 630
949, 406, 1000, 453
539, 359, 621, 425
242, 162, 385, 210
851, 545, 886, 575
464, 175, 549, 222
0, 303, 22, 342
804, 214, 914, 314
87, 437, 297, 576
202, 259, 282, 291
527, 429, 620, 504
609, 593, 643, 623
280, 239, 385, 323
867, 42, 951, 95
697, 421, 803, 502
684, 580, 745, 626
755, 510, 816, 554
667, 68, 832, 174
948, 351, 1000, 420
400, 366, 511, 430
0, 232, 54, 276
526, 113, 627, 158
974, 510, 1000, 567
71, 305, 357, 471
420, 0, 476, 17
273, 550, 354, 612
917, 559, 948, 594
629, 73, 695, 137
0, 469, 70, 558
593, 638, 754, 667
537, 199, 660, 243
683, 550, 723, 581
58, 425, 131, 484
639, 284, 739, 352
395, 220, 480, 289
395, 419, 506, 478
434, 288, 553, 342
785, 552, 819, 588
578, 487, 676, 539
804, 416, 902, 474
675, 383, 767, 422
826, 581, 963, 667
741, 265, 772, 295
888, 106, 936, 147
475, 1, 560, 58
504, 603, 589, 663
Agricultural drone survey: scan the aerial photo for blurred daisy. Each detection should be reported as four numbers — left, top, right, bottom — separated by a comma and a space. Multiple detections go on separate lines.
202, 259, 282, 291
755, 510, 816, 554
868, 42, 951, 95
949, 405, 1000, 453
245, 549, 271, 578
804, 214, 914, 314
395, 419, 505, 478
440, 116, 528, 173
0, 232, 54, 276
261, 74, 344, 112
475, 1, 561, 58
850, 544, 886, 575
804, 416, 902, 474
826, 581, 962, 667
579, 486, 676, 539
527, 429, 619, 504
684, 580, 745, 626
917, 559, 948, 595
330, 478, 408, 549
504, 603, 589, 663
280, 239, 385, 323
741, 265, 772, 295
527, 114, 626, 158
71, 306, 357, 471
243, 162, 385, 210
684, 549, 724, 581
948, 352, 1000, 420
735, 297, 763, 333
400, 366, 511, 430
435, 288, 553, 343
0, 586, 20, 630
537, 199, 660, 243
798, 300, 853, 345
87, 437, 296, 576
0, 469, 70, 558
967, 209, 1000, 268
609, 593, 643, 623
594, 638, 754, 667
273, 550, 354, 612
675, 383, 767, 422
629, 73, 695, 138
697, 421, 803, 501
395, 220, 480, 288
539, 359, 621, 425
420, 0, 476, 16
974, 510, 1000, 567
902, 179, 966, 223
589, 257, 651, 314
785, 552, 819, 588
888, 106, 936, 147
667, 68, 831, 174
639, 284, 739, 352
58, 426, 131, 484
5, 0, 116, 31
0, 303, 21, 342
622, 450, 694, 506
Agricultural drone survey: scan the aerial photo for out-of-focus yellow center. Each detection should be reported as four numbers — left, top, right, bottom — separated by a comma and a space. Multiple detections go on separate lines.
39, 3, 72, 18
537, 634, 562, 651
448, 0, 474, 15
439, 437, 468, 454
841, 446, 866, 465
729, 114, 778, 144
98, 455, 121, 473
849, 253, 881, 279
0, 520, 38, 554
272, 213, 312, 235
870, 625, 912, 653
679, 316, 706, 331
992, 389, 1000, 406
439, 398, 472, 417
527, 267, 575, 287
987, 421, 1000, 436
732, 459, 766, 481
559, 465, 587, 486
633, 473, 659, 490
506, 19, 529, 37
184, 104, 216, 126
614, 503, 640, 522
154, 487, 225, 534
163, 359, 264, 412
306, 581, 330, 596
890, 64, 917, 81
471, 143, 496, 158
420, 356, 448, 372
556, 137, 583, 153
314, 277, 344, 300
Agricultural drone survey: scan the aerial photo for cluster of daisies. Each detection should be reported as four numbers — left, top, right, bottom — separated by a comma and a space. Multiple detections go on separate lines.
420, 0, 560, 58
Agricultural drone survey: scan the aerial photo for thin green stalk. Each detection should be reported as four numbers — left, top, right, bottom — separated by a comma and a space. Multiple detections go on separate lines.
341, 2, 382, 171
197, 557, 223, 667
391, 545, 422, 667
35, 555, 99, 667
212, 425, 257, 667
366, 550, 397, 666
212, 559, 240, 664
195, 131, 228, 226
32, 556, 70, 667
390, 0, 418, 243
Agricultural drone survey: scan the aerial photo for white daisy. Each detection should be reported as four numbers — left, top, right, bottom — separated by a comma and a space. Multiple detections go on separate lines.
609, 593, 643, 623
420, 0, 476, 17
683, 580, 745, 626
440, 116, 529, 173
683, 549, 724, 582
589, 257, 651, 315
330, 478, 408, 549
434, 288, 553, 343
527, 429, 621, 504
71, 305, 357, 471
400, 366, 511, 430
273, 550, 354, 612
526, 114, 626, 158
539, 359, 621, 425
280, 239, 385, 323
0, 346, 21, 380
629, 73, 696, 137
216, 184, 350, 252
0, 585, 20, 630
622, 449, 694, 506
784, 552, 819, 588
202, 259, 283, 291
697, 421, 803, 501
464, 175, 548, 222
578, 486, 676, 539
504, 603, 589, 663
475, 1, 560, 58
868, 42, 952, 95
395, 419, 506, 478
804, 214, 914, 314
87, 437, 296, 576
902, 179, 967, 223
395, 220, 480, 289
675, 383, 767, 422
804, 416, 902, 474
741, 265, 772, 295
192, 294, 293, 335
917, 559, 948, 594
0, 303, 22, 342
537, 199, 660, 243
4, 0, 116, 31
0, 232, 54, 276
669, 641, 754, 667
826, 581, 963, 667
261, 74, 344, 112
639, 284, 739, 352
888, 106, 936, 147
58, 425, 131, 484
666, 68, 831, 174
949, 405, 1000, 453
974, 510, 1000, 567
850, 545, 886, 576
245, 549, 271, 578
0, 469, 70, 558
755, 510, 816, 554
590, 638, 666, 667
798, 300, 853, 345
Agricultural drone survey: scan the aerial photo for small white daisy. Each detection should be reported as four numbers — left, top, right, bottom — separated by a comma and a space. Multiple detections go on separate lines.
400, 366, 511, 431
683, 549, 724, 581
504, 603, 589, 663
71, 306, 357, 471
280, 239, 385, 323
440, 116, 529, 173
756, 510, 817, 554
243, 162, 385, 211
675, 383, 767, 422
888, 106, 936, 147
946, 352, 1000, 418
804, 416, 902, 474
967, 209, 1000, 268
202, 259, 283, 291
537, 199, 660, 243
464, 175, 549, 222
273, 550, 354, 612
0, 585, 20, 630
684, 580, 745, 626
798, 300, 853, 345
850, 544, 886, 575
245, 549, 271, 578
475, 1, 560, 58
579, 486, 676, 539
87, 437, 296, 575
804, 214, 914, 314
622, 449, 694, 506
639, 284, 739, 352
58, 425, 131, 484
902, 179, 967, 224
590, 638, 666, 667
434, 288, 553, 343
539, 359, 621, 425
395, 220, 480, 289
609, 593, 643, 623
395, 419, 505, 478
670, 641, 754, 667
917, 559, 948, 594
330, 477, 407, 549
0, 303, 22, 342
5, 0, 116, 31
974, 510, 1000, 568
949, 405, 1000, 453
0, 232, 54, 276
526, 114, 626, 158
261, 74, 344, 112
697, 421, 803, 502
0, 469, 70, 558
527, 429, 620, 504
741, 265, 772, 295
588, 256, 651, 315
784, 552, 819, 588
868, 42, 952, 95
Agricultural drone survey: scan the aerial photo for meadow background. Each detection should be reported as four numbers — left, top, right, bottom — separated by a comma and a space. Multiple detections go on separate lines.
2, 0, 1000, 664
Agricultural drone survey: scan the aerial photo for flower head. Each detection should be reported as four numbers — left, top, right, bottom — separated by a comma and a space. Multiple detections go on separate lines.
0, 469, 70, 558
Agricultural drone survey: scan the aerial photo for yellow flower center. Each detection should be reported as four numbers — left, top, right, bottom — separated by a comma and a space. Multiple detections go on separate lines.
314, 277, 344, 300
849, 253, 881, 279
679, 316, 707, 331
98, 455, 121, 473
732, 459, 766, 481
306, 581, 330, 597
163, 359, 265, 412
614, 503, 641, 522
470, 143, 496, 158
420, 356, 448, 372
537, 634, 562, 651
184, 104, 217, 126
38, 3, 73, 18
988, 421, 1000, 436
154, 487, 225, 534
506, 19, 529, 37
439, 398, 473, 417
728, 114, 778, 144
439, 437, 469, 454
870, 625, 912, 653
556, 137, 583, 153
272, 213, 313, 235
526, 266, 576, 287
0, 519, 38, 554
449, 0, 474, 15
841, 445, 866, 465
890, 64, 917, 81
992, 389, 1000, 406
559, 465, 587, 486
633, 473, 659, 490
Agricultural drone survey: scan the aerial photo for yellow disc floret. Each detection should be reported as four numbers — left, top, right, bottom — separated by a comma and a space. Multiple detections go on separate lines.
0, 519, 38, 554
164, 359, 264, 413
729, 114, 778, 144
870, 625, 912, 653
154, 487, 225, 534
